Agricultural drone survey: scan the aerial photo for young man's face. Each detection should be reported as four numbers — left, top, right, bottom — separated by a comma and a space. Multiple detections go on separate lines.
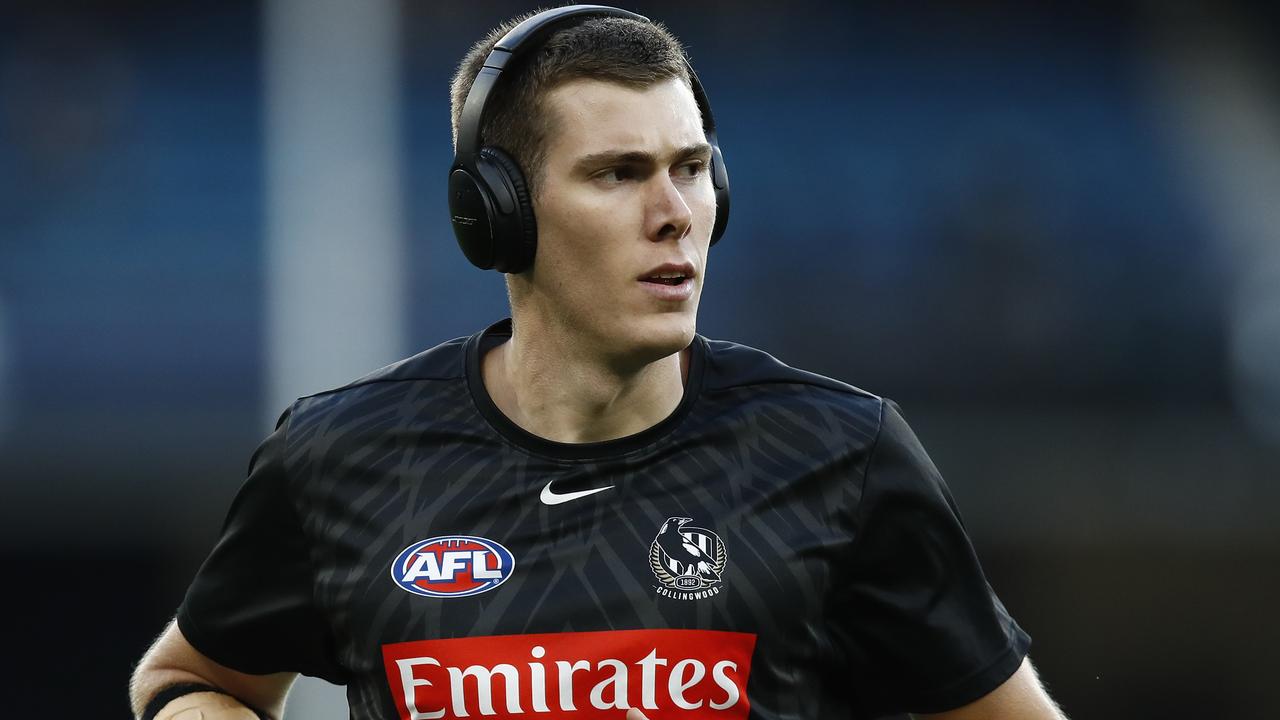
524, 76, 717, 368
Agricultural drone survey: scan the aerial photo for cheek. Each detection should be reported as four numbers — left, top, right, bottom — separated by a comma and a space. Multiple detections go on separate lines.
534, 197, 627, 285
554, 203, 617, 263
694, 184, 718, 242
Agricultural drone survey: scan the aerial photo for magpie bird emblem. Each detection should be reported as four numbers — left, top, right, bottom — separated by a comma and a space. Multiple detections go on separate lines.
649, 516, 728, 595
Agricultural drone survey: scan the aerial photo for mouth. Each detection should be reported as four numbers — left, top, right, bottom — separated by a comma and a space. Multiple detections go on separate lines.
641, 274, 689, 286
637, 262, 697, 302
638, 262, 696, 286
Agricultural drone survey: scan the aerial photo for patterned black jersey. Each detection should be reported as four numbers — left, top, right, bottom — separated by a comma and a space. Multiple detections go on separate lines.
177, 319, 1030, 720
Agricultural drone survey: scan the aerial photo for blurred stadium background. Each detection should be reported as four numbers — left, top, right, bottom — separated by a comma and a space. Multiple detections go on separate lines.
2, 0, 1278, 717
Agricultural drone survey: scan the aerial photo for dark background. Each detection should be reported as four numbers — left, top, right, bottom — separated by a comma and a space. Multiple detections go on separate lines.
2, 1, 1278, 717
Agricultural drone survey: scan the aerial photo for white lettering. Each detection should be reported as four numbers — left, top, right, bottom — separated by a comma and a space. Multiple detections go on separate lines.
447, 663, 522, 717
402, 552, 441, 582
395, 657, 444, 720
710, 660, 740, 710
668, 659, 706, 710
405, 550, 503, 584
391, 641, 746, 717
529, 646, 548, 713
636, 649, 668, 710
440, 551, 470, 580
590, 659, 629, 710
555, 660, 591, 711
472, 550, 502, 579
655, 584, 721, 600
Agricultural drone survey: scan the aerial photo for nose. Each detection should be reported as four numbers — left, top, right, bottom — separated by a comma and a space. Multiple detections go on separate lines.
644, 173, 693, 242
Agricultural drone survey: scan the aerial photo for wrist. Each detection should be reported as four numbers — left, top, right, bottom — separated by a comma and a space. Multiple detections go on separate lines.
143, 683, 269, 720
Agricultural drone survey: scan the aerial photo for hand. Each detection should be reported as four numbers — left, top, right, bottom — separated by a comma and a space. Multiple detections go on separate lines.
625, 710, 650, 720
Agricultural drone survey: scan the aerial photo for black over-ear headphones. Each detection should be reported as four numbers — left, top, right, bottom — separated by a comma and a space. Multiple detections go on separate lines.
448, 4, 730, 273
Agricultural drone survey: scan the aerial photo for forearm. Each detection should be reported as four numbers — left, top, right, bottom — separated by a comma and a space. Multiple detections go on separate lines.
913, 657, 1068, 720
129, 667, 265, 720
132, 686, 262, 720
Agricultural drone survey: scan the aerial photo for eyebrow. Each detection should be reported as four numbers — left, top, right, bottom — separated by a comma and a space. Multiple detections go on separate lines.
571, 143, 713, 174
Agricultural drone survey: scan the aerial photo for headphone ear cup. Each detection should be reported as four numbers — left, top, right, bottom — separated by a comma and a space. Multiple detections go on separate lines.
477, 146, 538, 273
449, 166, 499, 270
708, 145, 730, 246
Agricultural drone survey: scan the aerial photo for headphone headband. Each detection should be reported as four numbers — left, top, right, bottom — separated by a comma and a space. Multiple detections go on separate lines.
454, 6, 647, 162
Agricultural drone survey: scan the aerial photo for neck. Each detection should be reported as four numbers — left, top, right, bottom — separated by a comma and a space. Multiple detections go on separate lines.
482, 316, 691, 444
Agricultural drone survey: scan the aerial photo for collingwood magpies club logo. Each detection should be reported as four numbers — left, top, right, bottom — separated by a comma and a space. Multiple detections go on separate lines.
649, 517, 728, 600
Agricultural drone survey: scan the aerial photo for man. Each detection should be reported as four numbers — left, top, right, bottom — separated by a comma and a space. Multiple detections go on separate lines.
131, 7, 1068, 720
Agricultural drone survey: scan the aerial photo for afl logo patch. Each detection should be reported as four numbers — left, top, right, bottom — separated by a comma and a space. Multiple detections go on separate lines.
649, 516, 728, 600
391, 535, 515, 598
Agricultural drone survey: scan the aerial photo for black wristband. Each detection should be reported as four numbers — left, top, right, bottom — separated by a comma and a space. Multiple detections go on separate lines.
141, 682, 271, 720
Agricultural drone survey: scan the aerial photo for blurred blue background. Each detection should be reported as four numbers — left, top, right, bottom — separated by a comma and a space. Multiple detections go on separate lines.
2, 1, 1278, 717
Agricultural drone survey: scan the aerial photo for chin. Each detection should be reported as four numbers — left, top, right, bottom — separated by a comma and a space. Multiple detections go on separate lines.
618, 312, 697, 364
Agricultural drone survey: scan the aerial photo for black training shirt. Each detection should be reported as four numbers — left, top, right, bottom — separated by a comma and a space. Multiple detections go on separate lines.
177, 319, 1030, 719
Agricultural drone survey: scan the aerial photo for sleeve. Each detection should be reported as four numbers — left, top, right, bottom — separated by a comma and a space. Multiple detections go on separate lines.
176, 407, 348, 684
832, 399, 1031, 716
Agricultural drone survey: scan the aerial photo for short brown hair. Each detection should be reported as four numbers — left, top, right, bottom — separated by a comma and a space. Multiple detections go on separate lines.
449, 11, 691, 197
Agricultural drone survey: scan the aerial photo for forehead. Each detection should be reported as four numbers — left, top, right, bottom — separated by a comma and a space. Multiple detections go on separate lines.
541, 77, 706, 161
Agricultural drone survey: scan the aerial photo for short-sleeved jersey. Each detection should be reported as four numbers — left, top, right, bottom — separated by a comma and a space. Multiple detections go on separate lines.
177, 319, 1030, 720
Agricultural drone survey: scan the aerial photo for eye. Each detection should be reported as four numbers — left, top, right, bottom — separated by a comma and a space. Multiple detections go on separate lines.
674, 160, 706, 179
595, 167, 635, 184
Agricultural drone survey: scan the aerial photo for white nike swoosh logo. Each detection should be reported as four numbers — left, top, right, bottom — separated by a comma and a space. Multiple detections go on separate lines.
540, 481, 615, 506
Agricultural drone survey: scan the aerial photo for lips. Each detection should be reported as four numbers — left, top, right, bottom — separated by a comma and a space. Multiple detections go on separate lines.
638, 261, 697, 302
639, 262, 696, 285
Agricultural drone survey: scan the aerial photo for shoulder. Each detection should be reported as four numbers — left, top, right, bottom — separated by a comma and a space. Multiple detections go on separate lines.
698, 335, 886, 438
284, 334, 472, 432
700, 335, 878, 400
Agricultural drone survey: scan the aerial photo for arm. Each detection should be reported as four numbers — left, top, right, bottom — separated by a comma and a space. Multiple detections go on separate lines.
129, 619, 296, 720
914, 657, 1067, 720
138, 409, 345, 717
